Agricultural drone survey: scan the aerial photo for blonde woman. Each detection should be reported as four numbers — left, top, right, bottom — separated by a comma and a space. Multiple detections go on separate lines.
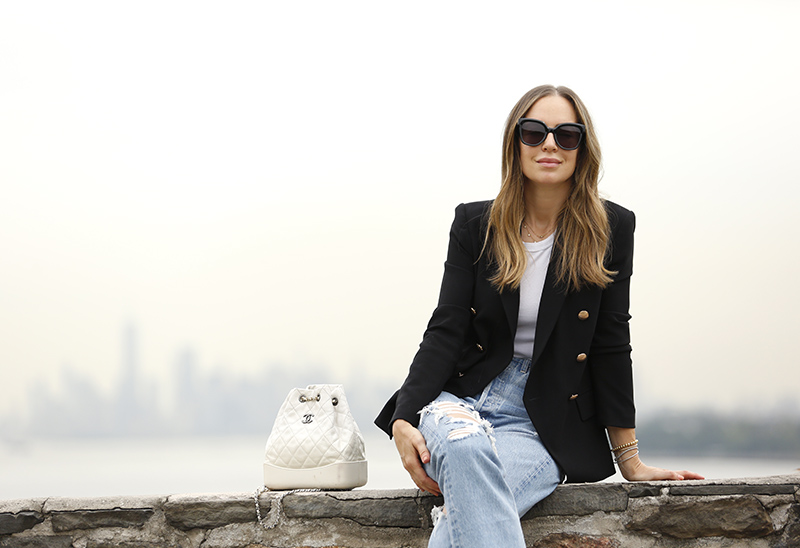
376, 85, 702, 548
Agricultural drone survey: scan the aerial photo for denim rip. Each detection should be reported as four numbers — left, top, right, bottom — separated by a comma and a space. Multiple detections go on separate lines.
420, 400, 499, 528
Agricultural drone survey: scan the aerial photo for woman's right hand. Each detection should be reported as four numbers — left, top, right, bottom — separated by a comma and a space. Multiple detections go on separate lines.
392, 419, 441, 496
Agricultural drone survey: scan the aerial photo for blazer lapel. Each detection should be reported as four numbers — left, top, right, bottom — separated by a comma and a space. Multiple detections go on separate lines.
531, 255, 567, 366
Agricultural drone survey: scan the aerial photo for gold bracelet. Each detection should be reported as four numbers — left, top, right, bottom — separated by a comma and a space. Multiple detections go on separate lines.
611, 439, 638, 453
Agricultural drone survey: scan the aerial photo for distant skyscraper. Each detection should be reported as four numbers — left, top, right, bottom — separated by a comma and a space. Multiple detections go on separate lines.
117, 322, 139, 431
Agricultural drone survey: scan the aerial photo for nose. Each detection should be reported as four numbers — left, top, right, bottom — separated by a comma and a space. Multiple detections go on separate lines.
542, 130, 558, 150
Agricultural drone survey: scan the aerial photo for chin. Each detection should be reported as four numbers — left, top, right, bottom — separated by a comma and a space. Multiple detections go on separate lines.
531, 177, 572, 187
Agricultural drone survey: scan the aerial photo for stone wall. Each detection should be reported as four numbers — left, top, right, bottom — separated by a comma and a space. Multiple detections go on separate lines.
1, 475, 798, 547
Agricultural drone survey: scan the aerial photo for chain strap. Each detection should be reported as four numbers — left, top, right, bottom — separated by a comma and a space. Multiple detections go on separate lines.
253, 487, 320, 530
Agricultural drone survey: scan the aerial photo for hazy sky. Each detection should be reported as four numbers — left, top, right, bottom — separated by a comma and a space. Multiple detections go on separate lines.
2, 0, 799, 422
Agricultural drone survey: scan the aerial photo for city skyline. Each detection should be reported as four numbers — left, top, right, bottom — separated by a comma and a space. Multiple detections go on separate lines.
2, 320, 798, 444
1, 322, 396, 439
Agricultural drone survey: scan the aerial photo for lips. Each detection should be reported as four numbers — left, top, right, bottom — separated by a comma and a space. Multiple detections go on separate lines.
536, 158, 561, 166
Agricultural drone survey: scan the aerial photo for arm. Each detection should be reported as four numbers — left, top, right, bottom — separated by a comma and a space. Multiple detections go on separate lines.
607, 426, 704, 481
590, 206, 637, 428
391, 203, 480, 427
595, 206, 702, 481
389, 203, 485, 494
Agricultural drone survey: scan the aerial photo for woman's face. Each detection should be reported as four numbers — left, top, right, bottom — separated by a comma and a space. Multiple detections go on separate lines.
518, 95, 580, 189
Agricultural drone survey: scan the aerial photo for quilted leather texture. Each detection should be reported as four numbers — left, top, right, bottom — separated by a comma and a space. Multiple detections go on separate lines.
264, 384, 366, 469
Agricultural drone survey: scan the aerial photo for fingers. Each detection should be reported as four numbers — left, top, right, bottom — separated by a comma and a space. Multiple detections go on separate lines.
645, 467, 683, 481
650, 467, 707, 481
678, 470, 705, 480
400, 445, 439, 494
662, 469, 685, 481
393, 420, 442, 496
659, 470, 706, 481
406, 456, 442, 495
413, 436, 431, 465
628, 464, 704, 482
410, 464, 441, 495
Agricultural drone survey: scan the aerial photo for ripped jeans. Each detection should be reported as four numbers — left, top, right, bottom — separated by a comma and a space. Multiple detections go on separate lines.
418, 357, 562, 548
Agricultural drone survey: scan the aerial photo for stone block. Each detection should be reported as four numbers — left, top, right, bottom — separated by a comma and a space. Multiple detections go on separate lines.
626, 484, 662, 498
86, 542, 164, 548
0, 501, 46, 514
524, 484, 627, 518
283, 492, 425, 528
670, 484, 796, 496
414, 494, 444, 529
531, 533, 620, 547
164, 493, 255, 530
627, 496, 773, 539
50, 508, 154, 532
771, 503, 800, 548
330, 489, 420, 499
0, 512, 43, 535
0, 536, 73, 548
43, 496, 162, 512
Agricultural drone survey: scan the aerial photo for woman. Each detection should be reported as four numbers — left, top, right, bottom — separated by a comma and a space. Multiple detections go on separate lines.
375, 85, 703, 548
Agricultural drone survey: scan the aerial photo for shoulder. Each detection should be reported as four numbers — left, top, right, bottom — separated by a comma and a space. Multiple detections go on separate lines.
457, 200, 493, 220
454, 200, 493, 230
603, 200, 635, 273
603, 200, 635, 233
446, 201, 492, 253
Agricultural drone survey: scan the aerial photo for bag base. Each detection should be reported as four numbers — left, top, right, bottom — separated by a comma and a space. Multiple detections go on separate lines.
263, 460, 368, 490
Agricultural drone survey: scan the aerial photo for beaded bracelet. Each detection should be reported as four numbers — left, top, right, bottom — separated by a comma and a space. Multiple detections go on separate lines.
610, 439, 638, 453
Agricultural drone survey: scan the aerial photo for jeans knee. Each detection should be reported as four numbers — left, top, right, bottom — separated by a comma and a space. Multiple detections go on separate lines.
421, 400, 497, 456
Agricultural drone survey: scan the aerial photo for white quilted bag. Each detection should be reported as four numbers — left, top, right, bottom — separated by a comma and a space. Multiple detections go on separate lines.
263, 384, 367, 490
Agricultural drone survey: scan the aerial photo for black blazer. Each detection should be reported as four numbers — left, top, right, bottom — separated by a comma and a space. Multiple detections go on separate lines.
376, 200, 637, 483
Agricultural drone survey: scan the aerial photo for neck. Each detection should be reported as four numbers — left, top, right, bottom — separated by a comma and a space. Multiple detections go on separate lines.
522, 180, 571, 230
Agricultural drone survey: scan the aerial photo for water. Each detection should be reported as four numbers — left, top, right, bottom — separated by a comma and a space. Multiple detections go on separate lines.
0, 434, 796, 500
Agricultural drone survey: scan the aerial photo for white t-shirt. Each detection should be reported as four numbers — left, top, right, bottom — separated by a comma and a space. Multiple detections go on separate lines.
513, 232, 555, 358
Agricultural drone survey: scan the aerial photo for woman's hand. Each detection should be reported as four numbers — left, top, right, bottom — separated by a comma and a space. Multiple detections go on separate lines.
392, 419, 441, 496
606, 426, 704, 482
618, 455, 705, 482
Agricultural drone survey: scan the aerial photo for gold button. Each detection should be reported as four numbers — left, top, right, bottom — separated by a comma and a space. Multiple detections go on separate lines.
470, 307, 477, 315
569, 394, 579, 400
578, 310, 589, 320
476, 343, 484, 352
576, 353, 587, 362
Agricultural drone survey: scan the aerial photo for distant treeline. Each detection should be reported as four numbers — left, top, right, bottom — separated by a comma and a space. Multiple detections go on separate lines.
638, 411, 800, 458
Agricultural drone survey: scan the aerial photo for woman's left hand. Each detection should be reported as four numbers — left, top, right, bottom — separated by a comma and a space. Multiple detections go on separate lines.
606, 427, 704, 481
619, 457, 705, 482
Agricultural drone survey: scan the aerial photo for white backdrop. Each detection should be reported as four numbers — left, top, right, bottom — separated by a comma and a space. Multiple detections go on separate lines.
1, 0, 799, 421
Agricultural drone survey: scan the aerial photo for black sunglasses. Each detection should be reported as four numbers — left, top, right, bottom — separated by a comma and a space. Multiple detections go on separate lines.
516, 118, 586, 150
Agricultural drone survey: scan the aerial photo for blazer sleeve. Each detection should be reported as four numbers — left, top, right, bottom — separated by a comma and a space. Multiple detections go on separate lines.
386, 203, 480, 431
589, 204, 637, 428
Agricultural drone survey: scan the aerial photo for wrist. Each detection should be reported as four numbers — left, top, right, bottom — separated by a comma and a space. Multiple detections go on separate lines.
610, 438, 638, 453
392, 418, 411, 437
617, 453, 643, 478
611, 438, 640, 478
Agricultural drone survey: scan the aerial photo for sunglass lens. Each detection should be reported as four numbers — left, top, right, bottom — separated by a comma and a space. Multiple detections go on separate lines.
554, 126, 582, 150
520, 121, 546, 147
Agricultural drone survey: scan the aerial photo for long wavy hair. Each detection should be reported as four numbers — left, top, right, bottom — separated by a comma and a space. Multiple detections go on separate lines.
484, 85, 615, 292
